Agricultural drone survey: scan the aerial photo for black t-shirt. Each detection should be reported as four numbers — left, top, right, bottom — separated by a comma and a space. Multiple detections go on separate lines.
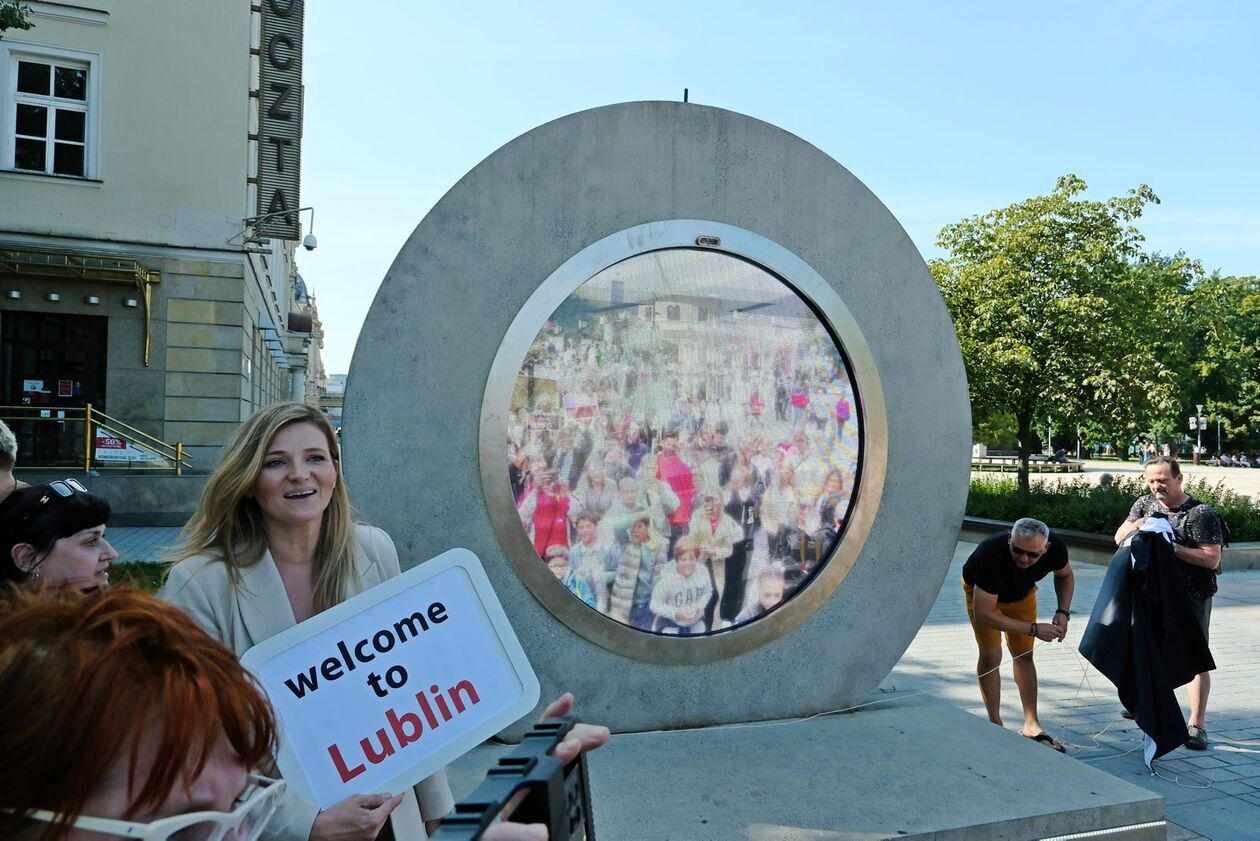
1126, 494, 1223, 599
962, 530, 1069, 603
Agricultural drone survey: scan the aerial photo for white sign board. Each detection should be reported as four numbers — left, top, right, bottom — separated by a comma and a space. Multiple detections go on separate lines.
94, 428, 167, 464
241, 548, 539, 809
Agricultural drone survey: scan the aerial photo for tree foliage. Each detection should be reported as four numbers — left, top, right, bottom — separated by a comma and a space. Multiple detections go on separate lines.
930, 174, 1171, 494
1186, 274, 1260, 450
0, 1, 34, 35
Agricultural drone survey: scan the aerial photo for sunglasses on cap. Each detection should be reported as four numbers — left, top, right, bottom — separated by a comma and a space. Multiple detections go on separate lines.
43, 478, 89, 501
12, 479, 90, 527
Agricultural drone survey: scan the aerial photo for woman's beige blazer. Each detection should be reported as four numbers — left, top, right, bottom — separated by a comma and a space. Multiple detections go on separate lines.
161, 524, 454, 840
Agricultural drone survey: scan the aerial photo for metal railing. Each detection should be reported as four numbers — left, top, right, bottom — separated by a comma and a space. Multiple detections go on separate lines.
0, 404, 191, 474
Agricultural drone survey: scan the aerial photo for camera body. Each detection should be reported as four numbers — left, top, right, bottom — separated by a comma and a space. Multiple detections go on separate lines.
431, 716, 595, 841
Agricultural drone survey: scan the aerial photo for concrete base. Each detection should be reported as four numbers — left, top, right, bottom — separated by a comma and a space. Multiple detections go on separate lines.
448, 693, 1165, 840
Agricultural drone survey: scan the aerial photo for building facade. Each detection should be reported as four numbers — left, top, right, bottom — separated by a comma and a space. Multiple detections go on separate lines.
0, 0, 320, 472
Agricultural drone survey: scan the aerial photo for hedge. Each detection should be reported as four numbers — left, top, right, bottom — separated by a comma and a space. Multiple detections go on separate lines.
110, 561, 167, 591
966, 476, 1260, 542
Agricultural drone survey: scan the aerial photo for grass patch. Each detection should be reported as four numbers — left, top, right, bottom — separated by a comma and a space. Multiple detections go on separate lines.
111, 561, 168, 591
967, 476, 1260, 542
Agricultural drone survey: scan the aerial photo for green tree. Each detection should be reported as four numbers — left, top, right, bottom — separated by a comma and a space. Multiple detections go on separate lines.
1090, 253, 1203, 457
931, 174, 1175, 495
1187, 274, 1260, 454
0, 1, 34, 36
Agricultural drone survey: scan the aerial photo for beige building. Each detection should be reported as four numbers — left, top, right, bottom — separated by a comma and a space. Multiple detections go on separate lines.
0, 0, 320, 473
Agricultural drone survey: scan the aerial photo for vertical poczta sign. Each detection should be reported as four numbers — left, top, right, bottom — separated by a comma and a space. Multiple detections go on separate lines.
257, 0, 303, 240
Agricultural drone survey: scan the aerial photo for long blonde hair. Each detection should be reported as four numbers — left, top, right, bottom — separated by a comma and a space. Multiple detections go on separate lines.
170, 402, 358, 610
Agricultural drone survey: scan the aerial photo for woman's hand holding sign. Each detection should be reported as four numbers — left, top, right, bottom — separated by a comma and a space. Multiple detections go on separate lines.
312, 791, 405, 841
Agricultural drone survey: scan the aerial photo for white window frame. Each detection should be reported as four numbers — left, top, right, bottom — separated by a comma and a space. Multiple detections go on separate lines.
1, 41, 101, 179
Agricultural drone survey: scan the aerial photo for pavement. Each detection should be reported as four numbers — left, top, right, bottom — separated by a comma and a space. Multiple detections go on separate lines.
108, 526, 182, 563
109, 525, 1260, 840
884, 542, 1260, 841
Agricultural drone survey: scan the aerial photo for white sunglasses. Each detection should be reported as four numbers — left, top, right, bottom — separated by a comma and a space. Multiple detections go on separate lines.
18, 774, 285, 841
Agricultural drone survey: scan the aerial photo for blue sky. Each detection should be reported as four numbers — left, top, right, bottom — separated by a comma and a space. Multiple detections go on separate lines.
301, 1, 1259, 374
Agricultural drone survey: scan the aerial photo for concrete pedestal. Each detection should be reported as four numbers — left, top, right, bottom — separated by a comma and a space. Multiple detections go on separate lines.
448, 693, 1165, 840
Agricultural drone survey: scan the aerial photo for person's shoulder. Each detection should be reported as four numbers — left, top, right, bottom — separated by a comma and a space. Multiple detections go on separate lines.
353, 522, 394, 548
161, 551, 230, 600
1044, 532, 1070, 565
1184, 497, 1222, 521
976, 531, 1008, 553
165, 551, 228, 584
353, 523, 399, 568
965, 532, 1006, 568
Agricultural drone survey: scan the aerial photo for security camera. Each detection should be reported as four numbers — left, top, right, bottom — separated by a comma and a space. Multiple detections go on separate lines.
302, 233, 318, 251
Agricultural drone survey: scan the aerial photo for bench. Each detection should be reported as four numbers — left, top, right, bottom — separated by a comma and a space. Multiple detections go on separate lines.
970, 458, 1083, 474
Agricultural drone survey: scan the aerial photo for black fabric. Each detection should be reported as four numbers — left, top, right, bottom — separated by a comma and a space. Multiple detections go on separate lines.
961, 531, 1069, 603
1125, 494, 1223, 598
1079, 533, 1216, 763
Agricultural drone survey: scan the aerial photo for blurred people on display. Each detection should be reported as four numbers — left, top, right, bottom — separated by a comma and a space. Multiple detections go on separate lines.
508, 293, 861, 636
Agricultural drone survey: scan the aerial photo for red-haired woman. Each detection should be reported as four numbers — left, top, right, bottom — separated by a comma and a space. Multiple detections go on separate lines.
0, 585, 285, 840
0, 587, 607, 841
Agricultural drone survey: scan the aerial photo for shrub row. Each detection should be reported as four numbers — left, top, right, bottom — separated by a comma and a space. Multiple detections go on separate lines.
966, 476, 1260, 542
110, 561, 167, 591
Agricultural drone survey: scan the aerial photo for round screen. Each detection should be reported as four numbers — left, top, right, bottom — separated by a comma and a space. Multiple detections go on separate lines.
505, 247, 860, 635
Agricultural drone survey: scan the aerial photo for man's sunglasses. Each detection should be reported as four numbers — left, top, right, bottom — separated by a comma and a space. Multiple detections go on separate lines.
1010, 545, 1044, 560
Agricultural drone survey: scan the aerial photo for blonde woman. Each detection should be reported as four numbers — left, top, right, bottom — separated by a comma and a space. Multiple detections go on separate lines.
160, 402, 453, 841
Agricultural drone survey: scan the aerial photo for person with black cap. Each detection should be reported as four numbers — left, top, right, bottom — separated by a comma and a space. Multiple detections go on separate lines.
0, 479, 116, 589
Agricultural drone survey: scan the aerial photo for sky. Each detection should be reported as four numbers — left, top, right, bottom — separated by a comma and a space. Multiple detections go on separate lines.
300, 1, 1259, 375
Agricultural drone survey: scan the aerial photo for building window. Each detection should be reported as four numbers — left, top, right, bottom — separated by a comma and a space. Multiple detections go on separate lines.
666, 304, 681, 320
3, 45, 98, 178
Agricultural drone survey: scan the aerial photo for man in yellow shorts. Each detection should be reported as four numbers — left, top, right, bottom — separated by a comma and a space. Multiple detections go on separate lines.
962, 517, 1075, 750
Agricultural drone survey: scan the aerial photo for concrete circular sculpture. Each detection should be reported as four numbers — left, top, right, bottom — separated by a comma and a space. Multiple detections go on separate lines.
346, 102, 970, 732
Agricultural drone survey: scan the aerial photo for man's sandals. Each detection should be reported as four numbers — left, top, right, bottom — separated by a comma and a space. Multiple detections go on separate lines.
1024, 732, 1066, 753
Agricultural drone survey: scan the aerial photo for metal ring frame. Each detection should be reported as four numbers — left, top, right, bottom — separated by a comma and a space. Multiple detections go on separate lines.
480, 220, 888, 664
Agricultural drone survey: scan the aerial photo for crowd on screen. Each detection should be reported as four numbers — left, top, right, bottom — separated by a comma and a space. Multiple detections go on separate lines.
509, 328, 859, 635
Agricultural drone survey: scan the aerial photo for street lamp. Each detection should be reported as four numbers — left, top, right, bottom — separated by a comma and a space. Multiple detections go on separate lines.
1191, 405, 1203, 465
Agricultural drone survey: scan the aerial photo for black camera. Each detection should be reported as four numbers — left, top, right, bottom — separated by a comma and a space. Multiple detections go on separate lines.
430, 716, 595, 841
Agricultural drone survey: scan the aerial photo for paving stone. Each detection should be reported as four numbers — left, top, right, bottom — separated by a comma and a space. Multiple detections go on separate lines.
1211, 780, 1260, 795
885, 546, 1260, 840
1165, 820, 1210, 841
1166, 796, 1260, 841
1183, 755, 1231, 769
1193, 766, 1243, 782
1215, 752, 1260, 767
